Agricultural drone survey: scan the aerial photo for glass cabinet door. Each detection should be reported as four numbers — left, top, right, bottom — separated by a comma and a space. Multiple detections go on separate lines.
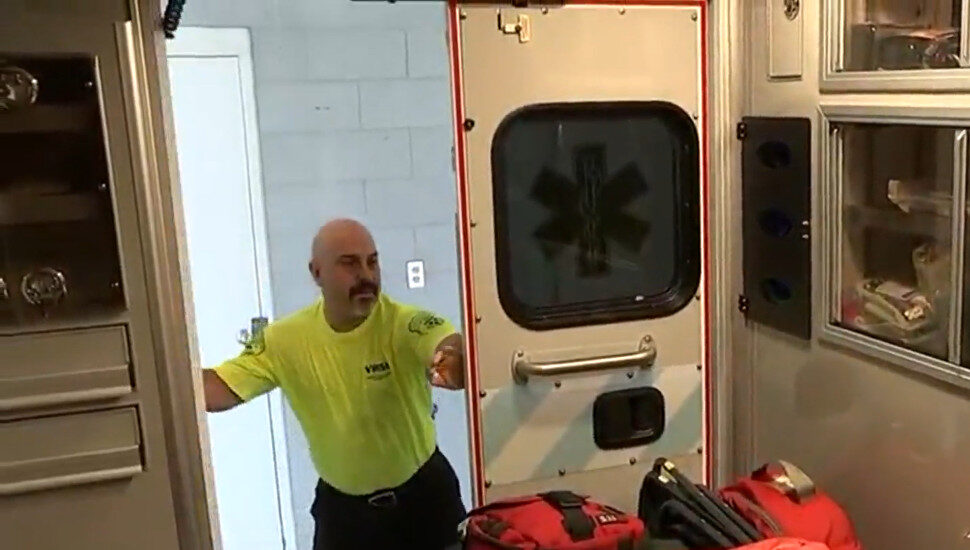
832, 122, 964, 360
0, 55, 126, 331
825, 0, 970, 89
844, 0, 963, 71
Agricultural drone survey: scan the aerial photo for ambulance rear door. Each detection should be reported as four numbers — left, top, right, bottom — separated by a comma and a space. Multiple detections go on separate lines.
450, 0, 710, 511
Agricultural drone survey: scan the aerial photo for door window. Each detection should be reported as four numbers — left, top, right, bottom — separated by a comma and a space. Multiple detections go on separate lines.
491, 102, 701, 329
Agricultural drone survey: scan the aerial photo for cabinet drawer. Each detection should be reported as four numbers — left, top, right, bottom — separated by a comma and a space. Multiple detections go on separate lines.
0, 325, 132, 412
0, 406, 143, 495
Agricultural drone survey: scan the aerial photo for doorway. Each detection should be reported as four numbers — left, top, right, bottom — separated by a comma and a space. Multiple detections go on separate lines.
166, 27, 296, 550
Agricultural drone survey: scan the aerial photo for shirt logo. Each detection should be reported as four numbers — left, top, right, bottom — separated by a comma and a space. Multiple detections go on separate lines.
364, 361, 391, 380
407, 311, 445, 335
241, 319, 267, 356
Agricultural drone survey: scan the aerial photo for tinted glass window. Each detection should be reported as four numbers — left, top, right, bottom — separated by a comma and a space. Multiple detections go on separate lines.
492, 102, 700, 329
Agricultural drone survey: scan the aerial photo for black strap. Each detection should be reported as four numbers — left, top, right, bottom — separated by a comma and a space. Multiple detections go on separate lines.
539, 491, 596, 541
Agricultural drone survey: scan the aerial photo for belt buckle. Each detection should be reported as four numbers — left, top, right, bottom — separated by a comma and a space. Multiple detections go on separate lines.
367, 490, 397, 508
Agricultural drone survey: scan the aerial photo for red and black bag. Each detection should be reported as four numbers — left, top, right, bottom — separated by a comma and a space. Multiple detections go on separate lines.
734, 538, 831, 550
463, 490, 646, 550
638, 458, 861, 550
719, 461, 862, 550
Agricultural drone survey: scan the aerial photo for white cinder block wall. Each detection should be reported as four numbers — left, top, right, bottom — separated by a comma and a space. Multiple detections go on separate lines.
181, 2, 469, 548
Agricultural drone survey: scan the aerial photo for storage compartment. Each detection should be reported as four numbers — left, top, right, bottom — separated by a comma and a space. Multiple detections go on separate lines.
0, 54, 127, 332
843, 0, 962, 71
0, 325, 132, 411
0, 407, 143, 496
831, 122, 962, 360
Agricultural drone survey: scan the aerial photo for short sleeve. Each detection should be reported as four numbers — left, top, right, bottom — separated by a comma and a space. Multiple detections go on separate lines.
212, 325, 279, 401
400, 308, 457, 366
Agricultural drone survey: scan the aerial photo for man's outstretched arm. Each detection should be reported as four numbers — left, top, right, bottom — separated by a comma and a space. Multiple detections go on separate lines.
203, 369, 244, 412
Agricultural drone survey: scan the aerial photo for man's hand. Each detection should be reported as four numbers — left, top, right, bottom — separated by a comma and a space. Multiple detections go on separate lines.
429, 333, 465, 390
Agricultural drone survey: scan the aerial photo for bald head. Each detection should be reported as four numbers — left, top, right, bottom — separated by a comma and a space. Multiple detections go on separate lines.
308, 218, 381, 330
311, 218, 375, 262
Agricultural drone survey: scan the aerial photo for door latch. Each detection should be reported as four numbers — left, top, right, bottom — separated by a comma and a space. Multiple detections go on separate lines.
498, 11, 531, 43
237, 316, 269, 345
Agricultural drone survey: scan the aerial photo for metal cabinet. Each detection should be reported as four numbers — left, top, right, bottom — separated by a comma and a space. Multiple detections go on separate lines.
822, 0, 970, 90
0, 55, 127, 332
819, 106, 970, 385
0, 2, 210, 549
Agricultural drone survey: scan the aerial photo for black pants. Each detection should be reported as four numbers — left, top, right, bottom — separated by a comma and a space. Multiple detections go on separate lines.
311, 448, 466, 550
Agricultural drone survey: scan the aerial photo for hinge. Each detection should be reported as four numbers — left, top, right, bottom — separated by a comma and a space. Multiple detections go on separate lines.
498, 10, 531, 42
736, 121, 748, 140
738, 295, 750, 315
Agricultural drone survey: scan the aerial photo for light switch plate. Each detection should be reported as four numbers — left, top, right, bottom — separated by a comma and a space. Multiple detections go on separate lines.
406, 260, 425, 289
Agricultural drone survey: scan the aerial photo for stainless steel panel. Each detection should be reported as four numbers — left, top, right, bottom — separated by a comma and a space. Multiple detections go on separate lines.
0, 3, 198, 549
0, 406, 143, 495
0, 325, 132, 411
768, 0, 805, 78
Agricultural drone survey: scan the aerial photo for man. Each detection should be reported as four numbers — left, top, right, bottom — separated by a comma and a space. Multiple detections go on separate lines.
202, 218, 467, 550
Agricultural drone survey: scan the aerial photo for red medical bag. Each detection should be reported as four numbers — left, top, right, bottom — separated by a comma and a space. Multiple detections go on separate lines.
719, 462, 862, 550
463, 491, 646, 550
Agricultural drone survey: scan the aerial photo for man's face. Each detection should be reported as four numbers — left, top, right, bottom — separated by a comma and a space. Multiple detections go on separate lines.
310, 226, 381, 323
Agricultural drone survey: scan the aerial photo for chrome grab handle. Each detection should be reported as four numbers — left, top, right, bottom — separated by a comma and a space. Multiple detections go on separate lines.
512, 336, 657, 384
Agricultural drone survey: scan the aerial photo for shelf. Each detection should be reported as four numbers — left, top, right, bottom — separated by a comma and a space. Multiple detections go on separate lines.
0, 193, 104, 226
0, 104, 95, 135
845, 204, 951, 238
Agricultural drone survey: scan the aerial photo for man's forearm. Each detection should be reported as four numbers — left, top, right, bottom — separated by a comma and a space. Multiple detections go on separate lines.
203, 369, 243, 412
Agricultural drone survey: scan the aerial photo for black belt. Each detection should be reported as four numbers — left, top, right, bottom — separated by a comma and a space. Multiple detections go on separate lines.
366, 489, 399, 508
319, 448, 444, 509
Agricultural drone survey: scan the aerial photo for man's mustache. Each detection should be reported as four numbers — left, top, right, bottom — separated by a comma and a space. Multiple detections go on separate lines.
349, 281, 379, 298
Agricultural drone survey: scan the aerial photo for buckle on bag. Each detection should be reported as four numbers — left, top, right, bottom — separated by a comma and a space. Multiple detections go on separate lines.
539, 491, 595, 541
367, 490, 398, 508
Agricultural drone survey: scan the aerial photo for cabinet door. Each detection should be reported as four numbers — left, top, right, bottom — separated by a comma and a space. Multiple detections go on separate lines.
821, 113, 969, 379
822, 0, 970, 90
0, 54, 127, 332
